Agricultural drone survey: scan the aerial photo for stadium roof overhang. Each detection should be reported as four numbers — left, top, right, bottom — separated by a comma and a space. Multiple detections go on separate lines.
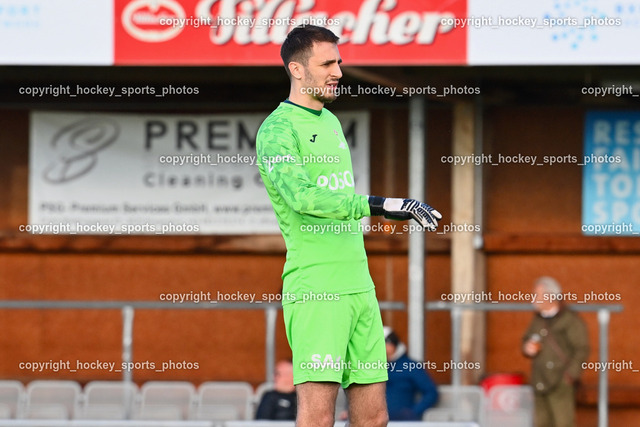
1, 65, 639, 111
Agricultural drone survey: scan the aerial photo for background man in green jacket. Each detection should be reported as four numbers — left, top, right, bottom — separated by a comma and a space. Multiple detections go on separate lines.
522, 276, 589, 427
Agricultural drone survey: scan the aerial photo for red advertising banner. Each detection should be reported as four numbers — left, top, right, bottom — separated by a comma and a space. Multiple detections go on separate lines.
114, 0, 466, 65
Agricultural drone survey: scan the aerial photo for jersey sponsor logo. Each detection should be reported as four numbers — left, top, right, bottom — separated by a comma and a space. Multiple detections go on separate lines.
317, 170, 354, 191
310, 134, 317, 143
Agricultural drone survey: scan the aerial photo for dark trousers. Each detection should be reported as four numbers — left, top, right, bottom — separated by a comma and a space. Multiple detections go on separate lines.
534, 382, 575, 427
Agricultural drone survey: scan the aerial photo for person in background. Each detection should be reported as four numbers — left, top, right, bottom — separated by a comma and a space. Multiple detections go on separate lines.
256, 359, 297, 420
384, 326, 439, 420
522, 276, 589, 427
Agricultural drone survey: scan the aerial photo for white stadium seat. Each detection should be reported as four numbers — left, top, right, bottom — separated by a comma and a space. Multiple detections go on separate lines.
75, 380, 138, 420
193, 381, 253, 421
424, 385, 483, 423
0, 380, 24, 419
22, 380, 81, 419
137, 381, 196, 420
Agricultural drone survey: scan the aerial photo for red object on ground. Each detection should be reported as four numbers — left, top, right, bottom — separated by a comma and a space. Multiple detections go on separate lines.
480, 373, 525, 394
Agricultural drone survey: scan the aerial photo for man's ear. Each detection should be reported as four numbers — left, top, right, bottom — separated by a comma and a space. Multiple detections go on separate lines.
288, 61, 304, 80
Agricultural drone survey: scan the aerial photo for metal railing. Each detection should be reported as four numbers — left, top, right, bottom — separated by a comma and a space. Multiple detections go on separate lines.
0, 300, 623, 427
0, 300, 404, 385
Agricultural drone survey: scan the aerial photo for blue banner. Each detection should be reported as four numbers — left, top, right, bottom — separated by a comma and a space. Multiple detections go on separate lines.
582, 111, 640, 236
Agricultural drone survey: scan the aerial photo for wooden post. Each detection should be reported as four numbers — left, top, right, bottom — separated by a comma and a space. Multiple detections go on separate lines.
451, 101, 486, 384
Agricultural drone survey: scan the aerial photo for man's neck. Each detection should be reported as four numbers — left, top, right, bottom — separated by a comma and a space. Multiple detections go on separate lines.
540, 305, 560, 318
288, 87, 324, 110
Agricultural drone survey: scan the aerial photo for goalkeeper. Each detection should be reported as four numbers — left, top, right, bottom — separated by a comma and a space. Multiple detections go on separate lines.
256, 25, 442, 427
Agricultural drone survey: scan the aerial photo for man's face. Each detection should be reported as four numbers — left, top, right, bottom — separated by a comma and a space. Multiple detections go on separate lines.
274, 361, 294, 393
533, 283, 555, 313
300, 41, 343, 104
385, 341, 395, 361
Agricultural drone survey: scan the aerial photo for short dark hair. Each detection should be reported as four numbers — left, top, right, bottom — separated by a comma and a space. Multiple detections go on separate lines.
280, 25, 339, 77
385, 331, 400, 348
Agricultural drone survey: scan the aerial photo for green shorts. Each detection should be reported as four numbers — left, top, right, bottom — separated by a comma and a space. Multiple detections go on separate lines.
283, 289, 388, 388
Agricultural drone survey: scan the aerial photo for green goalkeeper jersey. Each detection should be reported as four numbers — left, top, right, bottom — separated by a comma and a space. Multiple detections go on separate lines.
257, 100, 374, 304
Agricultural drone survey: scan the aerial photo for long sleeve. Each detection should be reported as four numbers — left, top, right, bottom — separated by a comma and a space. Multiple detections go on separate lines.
522, 317, 539, 357
411, 368, 439, 416
564, 313, 589, 380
